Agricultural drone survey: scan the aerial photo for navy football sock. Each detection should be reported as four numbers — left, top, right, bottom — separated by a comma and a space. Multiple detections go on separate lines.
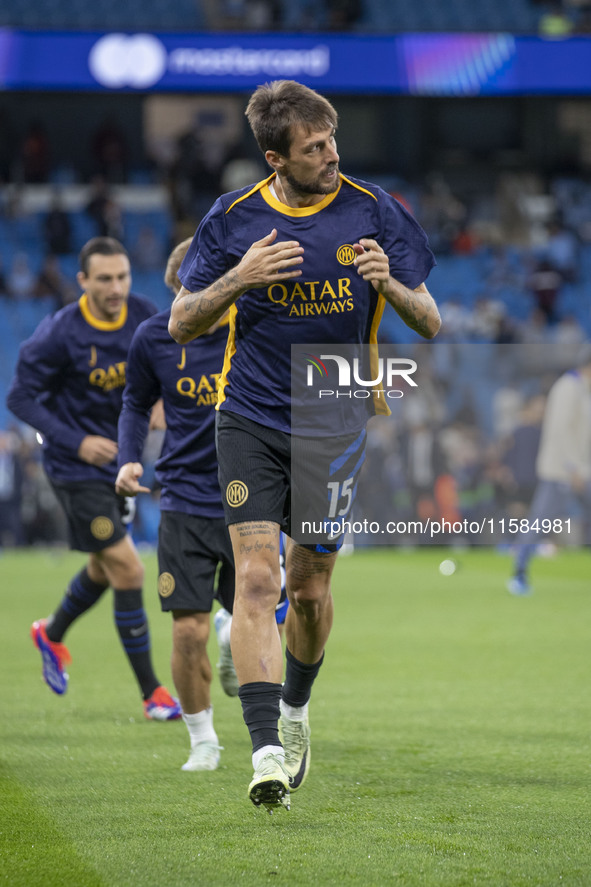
113, 589, 159, 700
238, 682, 282, 752
46, 568, 108, 642
282, 647, 324, 708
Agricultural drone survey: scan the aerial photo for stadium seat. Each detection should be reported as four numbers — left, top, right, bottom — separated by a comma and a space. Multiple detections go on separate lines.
0, 0, 206, 30
355, 0, 541, 33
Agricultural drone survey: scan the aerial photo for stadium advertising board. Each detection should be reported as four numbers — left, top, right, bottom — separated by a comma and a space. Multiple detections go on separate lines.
0, 30, 591, 95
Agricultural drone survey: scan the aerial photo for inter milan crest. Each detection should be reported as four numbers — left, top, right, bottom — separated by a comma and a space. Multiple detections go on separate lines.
90, 516, 114, 540
226, 480, 249, 508
336, 244, 356, 265
158, 572, 176, 598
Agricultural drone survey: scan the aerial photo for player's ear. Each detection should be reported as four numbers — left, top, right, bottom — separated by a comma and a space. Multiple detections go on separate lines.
265, 149, 284, 173
76, 270, 87, 291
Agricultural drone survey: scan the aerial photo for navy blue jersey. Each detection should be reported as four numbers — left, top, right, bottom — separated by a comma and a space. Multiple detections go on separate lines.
7, 293, 157, 483
118, 311, 228, 518
179, 173, 435, 434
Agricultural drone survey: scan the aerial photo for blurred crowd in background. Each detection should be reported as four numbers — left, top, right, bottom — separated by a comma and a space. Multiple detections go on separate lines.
2, 0, 591, 34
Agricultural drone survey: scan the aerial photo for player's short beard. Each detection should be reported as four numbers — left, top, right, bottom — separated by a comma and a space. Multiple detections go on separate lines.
285, 164, 340, 197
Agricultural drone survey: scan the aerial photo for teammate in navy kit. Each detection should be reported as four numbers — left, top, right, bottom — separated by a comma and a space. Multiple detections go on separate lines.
7, 237, 180, 721
169, 80, 440, 810
116, 239, 237, 771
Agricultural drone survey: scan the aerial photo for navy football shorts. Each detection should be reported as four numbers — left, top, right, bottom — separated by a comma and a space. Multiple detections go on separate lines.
156, 510, 235, 613
215, 410, 366, 552
49, 479, 129, 553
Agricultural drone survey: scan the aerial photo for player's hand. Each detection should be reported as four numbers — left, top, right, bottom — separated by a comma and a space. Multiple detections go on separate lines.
115, 462, 151, 496
78, 435, 118, 466
353, 239, 391, 291
235, 229, 304, 288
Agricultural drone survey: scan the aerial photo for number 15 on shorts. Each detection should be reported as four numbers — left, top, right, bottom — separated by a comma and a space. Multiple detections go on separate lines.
327, 478, 354, 519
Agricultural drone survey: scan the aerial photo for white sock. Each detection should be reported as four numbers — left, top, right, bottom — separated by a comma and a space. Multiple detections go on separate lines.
280, 699, 309, 721
182, 706, 218, 747
252, 744, 284, 769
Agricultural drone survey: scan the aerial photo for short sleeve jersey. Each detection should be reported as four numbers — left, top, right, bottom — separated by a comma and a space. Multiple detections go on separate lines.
118, 312, 228, 518
179, 173, 435, 434
7, 293, 157, 483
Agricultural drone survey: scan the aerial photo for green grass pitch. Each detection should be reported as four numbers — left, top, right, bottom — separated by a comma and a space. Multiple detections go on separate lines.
1, 545, 590, 887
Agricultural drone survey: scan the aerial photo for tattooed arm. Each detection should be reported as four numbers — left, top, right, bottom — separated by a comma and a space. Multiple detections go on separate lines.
353, 238, 441, 340
169, 272, 246, 345
380, 279, 440, 340
168, 228, 304, 344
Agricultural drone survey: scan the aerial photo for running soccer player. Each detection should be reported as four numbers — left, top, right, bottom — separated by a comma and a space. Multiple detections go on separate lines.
116, 239, 237, 771
507, 345, 591, 595
169, 80, 440, 811
7, 237, 180, 721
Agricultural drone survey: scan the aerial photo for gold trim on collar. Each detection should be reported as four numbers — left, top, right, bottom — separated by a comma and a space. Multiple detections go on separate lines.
260, 174, 341, 217
225, 176, 275, 214
339, 174, 378, 201
79, 294, 128, 331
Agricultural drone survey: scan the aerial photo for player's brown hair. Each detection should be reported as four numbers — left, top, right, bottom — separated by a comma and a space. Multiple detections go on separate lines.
164, 238, 193, 295
78, 237, 128, 275
245, 80, 338, 158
